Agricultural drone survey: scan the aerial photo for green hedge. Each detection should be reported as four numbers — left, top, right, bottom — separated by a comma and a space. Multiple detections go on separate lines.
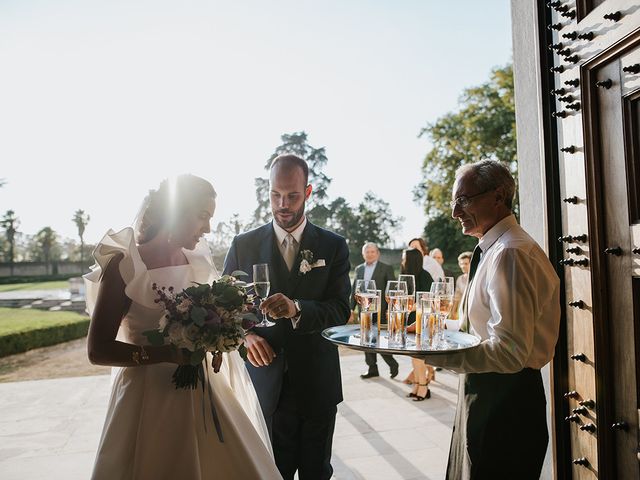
0, 308, 90, 357
0, 274, 80, 285
0, 319, 90, 357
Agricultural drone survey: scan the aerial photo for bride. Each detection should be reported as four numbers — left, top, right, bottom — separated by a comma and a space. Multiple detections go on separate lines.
84, 174, 282, 480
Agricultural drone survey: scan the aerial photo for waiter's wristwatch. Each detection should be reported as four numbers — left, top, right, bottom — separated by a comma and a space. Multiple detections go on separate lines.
293, 299, 302, 315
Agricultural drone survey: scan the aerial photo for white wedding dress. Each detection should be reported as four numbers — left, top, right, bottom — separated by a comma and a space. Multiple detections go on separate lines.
84, 227, 281, 480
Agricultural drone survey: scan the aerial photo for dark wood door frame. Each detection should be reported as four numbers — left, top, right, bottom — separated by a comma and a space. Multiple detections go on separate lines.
536, 3, 572, 479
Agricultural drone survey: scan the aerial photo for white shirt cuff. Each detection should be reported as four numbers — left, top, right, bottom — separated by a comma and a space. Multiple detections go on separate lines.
291, 314, 301, 329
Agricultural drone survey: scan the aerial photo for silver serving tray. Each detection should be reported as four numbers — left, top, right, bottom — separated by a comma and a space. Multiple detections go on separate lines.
322, 324, 481, 356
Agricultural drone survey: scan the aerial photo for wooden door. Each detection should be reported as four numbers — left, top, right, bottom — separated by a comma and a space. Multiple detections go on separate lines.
544, 1, 640, 477
583, 32, 640, 480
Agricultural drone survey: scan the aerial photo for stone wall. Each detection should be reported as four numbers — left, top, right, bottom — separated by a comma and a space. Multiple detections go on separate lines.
0, 262, 85, 277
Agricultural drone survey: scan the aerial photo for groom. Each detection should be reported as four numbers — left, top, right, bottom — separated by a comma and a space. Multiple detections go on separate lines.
223, 154, 351, 480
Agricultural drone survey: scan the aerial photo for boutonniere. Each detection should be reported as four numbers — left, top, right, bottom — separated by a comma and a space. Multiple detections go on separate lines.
298, 249, 326, 275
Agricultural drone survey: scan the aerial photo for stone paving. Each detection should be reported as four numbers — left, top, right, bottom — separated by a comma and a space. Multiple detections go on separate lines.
0, 350, 457, 480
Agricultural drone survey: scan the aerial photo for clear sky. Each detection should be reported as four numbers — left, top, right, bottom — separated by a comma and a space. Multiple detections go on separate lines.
0, 0, 512, 248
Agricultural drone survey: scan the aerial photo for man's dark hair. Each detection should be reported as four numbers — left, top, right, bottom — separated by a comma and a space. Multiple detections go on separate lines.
270, 154, 310, 185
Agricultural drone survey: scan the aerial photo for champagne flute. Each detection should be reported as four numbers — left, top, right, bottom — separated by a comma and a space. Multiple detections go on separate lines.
385, 280, 407, 323
414, 291, 428, 337
253, 263, 275, 327
367, 289, 382, 334
420, 292, 439, 347
430, 278, 455, 346
355, 279, 376, 308
398, 274, 416, 310
388, 294, 410, 347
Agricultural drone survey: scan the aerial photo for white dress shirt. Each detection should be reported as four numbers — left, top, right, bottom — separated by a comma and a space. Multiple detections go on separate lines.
272, 216, 307, 262
423, 255, 445, 281
429, 215, 560, 374
272, 217, 307, 328
363, 261, 377, 283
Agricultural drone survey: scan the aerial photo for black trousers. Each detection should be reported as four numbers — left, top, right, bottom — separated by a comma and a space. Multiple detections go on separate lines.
446, 368, 548, 480
364, 352, 398, 371
273, 373, 337, 480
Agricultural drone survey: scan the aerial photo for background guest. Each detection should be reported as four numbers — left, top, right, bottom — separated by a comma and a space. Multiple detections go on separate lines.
408, 237, 444, 282
430, 248, 454, 278
351, 242, 398, 380
401, 248, 434, 401
451, 251, 472, 321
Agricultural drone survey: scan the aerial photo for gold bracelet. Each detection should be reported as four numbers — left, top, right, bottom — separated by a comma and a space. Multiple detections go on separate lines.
140, 345, 149, 362
132, 350, 141, 365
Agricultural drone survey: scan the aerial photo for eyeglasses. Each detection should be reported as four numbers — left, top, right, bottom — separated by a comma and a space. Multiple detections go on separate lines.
449, 189, 493, 210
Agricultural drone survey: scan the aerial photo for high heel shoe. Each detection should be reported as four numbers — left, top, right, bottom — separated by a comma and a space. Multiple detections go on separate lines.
412, 384, 431, 401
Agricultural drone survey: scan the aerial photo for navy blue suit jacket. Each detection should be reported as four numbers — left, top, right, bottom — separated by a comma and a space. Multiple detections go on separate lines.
223, 221, 351, 418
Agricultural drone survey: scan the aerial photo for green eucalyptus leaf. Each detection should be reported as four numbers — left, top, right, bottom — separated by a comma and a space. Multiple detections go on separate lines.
142, 329, 165, 347
191, 306, 207, 326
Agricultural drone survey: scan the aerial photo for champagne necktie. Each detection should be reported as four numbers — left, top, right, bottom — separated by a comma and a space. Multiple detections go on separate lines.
283, 234, 297, 272
460, 245, 482, 333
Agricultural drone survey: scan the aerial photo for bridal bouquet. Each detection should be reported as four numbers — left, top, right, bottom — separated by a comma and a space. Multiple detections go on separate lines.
143, 273, 258, 389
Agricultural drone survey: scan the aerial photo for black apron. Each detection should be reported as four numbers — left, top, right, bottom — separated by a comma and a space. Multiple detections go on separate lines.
446, 368, 548, 480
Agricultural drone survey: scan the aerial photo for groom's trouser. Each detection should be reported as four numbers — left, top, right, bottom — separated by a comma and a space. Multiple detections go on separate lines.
272, 371, 336, 480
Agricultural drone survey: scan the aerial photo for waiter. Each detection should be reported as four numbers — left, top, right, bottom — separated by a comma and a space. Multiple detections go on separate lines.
420, 160, 560, 480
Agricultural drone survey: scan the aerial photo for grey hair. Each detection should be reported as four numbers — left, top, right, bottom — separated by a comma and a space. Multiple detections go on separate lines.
455, 160, 516, 209
362, 242, 379, 254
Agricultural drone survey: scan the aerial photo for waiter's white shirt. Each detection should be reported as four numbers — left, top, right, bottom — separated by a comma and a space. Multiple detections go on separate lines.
423, 255, 445, 281
431, 215, 560, 374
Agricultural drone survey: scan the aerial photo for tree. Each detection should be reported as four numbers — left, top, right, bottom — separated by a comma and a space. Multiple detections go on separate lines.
253, 132, 333, 227
72, 209, 90, 271
35, 227, 59, 274
414, 63, 516, 260
1, 210, 19, 275
328, 193, 403, 259
211, 214, 250, 252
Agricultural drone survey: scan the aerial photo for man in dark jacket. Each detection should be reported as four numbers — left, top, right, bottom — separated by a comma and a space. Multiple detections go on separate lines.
224, 154, 350, 480
351, 242, 398, 379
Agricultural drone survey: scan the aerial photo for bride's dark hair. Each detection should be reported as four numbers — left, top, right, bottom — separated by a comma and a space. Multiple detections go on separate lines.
137, 174, 216, 244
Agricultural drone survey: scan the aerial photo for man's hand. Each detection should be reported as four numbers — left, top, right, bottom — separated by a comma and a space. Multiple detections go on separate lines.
244, 332, 276, 367
261, 293, 297, 319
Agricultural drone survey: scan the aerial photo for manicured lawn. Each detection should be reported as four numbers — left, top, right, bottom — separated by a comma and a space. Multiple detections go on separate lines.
0, 281, 69, 293
0, 308, 90, 357
0, 308, 85, 335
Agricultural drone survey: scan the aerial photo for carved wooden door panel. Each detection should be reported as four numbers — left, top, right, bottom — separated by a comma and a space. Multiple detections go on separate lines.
583, 39, 640, 480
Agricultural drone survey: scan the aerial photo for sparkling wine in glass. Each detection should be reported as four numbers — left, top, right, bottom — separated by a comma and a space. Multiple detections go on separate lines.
430, 278, 455, 346
385, 280, 407, 323
355, 279, 376, 308
253, 263, 275, 328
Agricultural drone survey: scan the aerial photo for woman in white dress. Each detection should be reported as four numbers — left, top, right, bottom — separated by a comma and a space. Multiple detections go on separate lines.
84, 174, 282, 480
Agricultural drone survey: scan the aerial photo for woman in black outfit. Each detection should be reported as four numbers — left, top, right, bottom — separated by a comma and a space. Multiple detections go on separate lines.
402, 248, 434, 401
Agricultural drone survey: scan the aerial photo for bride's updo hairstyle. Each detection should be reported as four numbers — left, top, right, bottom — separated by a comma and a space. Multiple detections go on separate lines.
137, 174, 216, 244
